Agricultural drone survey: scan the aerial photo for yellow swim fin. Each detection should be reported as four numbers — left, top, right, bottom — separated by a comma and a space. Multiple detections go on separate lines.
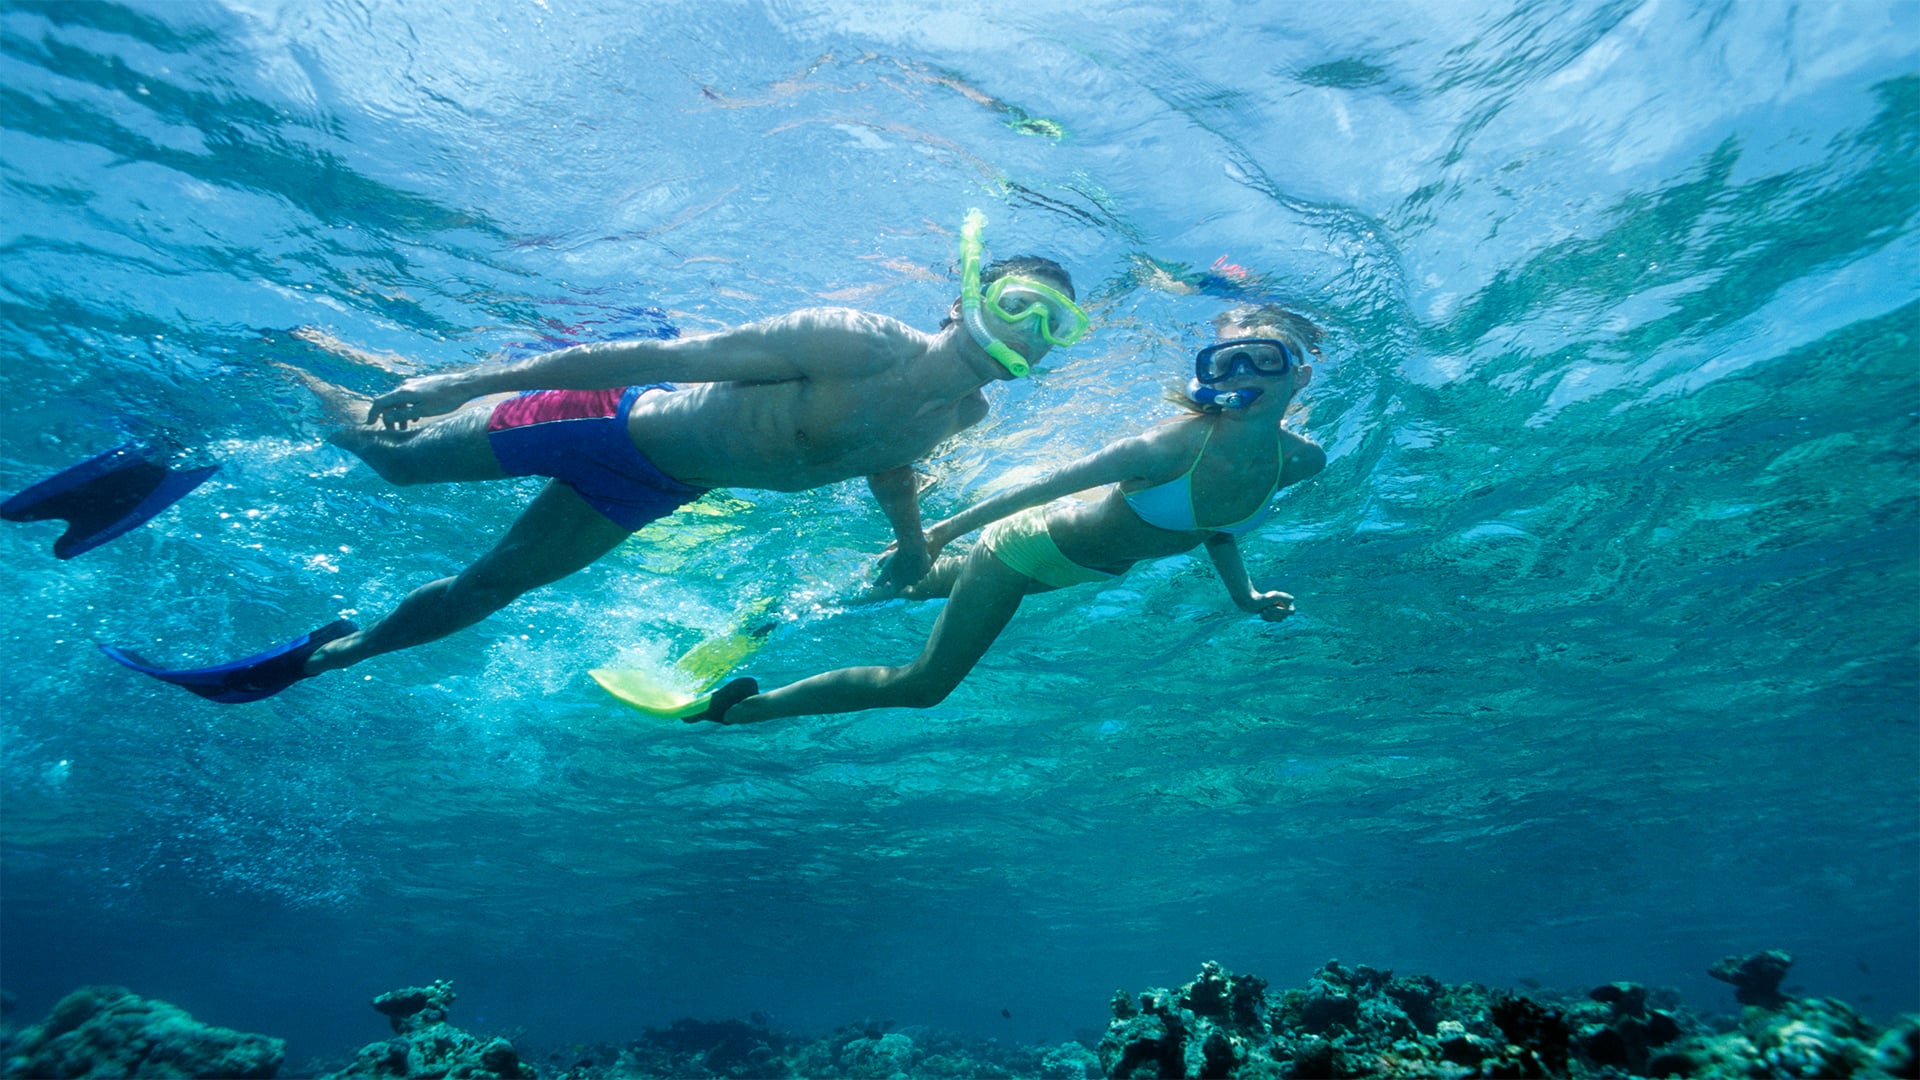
589, 668, 718, 720
674, 624, 773, 684
594, 598, 777, 719
674, 596, 777, 681
590, 668, 759, 722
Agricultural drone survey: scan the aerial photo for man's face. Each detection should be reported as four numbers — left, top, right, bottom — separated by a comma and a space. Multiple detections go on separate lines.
984, 272, 1080, 353
987, 302, 1054, 358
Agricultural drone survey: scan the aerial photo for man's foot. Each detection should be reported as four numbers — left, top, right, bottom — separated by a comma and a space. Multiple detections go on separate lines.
100, 619, 360, 704
271, 328, 424, 430
2, 444, 219, 560
268, 360, 371, 428
687, 677, 759, 724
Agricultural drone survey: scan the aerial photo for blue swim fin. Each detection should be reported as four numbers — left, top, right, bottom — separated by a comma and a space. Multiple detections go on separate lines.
100, 619, 359, 704
2, 444, 218, 559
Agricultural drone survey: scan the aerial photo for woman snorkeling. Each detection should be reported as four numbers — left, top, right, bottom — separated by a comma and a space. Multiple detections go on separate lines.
701, 303, 1328, 724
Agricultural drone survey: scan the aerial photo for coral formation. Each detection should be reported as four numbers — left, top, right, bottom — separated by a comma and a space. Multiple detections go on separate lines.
614, 1017, 790, 1077
373, 982, 460, 1035
1707, 949, 1796, 1009
0, 985, 284, 1079
321, 980, 533, 1079
1097, 954, 1918, 1079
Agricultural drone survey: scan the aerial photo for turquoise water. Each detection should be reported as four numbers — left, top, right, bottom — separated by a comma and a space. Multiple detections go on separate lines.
1, 0, 1915, 1064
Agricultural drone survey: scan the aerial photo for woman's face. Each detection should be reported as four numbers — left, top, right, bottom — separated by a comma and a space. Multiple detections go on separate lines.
1213, 325, 1316, 399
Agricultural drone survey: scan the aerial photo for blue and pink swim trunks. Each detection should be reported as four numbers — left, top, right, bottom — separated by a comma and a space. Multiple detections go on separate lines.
486, 384, 707, 531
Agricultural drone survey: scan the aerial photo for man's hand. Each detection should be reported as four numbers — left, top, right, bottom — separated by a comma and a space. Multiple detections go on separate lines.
871, 532, 933, 595
1239, 590, 1296, 622
366, 373, 479, 429
864, 465, 935, 598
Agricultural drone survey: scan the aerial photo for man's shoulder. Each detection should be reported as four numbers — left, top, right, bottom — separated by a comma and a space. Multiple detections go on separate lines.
768, 306, 926, 342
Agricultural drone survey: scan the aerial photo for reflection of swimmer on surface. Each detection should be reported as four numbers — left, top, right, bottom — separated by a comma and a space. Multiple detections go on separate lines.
100, 212, 1090, 705
288, 326, 419, 376
705, 303, 1326, 725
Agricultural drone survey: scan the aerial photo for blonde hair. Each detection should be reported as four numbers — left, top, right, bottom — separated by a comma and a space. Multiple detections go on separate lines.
1215, 303, 1324, 359
1165, 304, 1325, 414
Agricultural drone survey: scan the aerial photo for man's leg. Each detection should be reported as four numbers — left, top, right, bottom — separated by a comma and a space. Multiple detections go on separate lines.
305, 481, 632, 674
724, 545, 1038, 723
329, 406, 511, 486
280, 361, 511, 487
280, 357, 514, 484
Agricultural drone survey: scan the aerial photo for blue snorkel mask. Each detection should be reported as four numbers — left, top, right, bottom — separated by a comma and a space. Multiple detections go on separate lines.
1187, 337, 1298, 409
958, 209, 1089, 377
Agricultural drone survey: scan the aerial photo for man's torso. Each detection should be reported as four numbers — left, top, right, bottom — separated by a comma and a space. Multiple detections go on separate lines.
625, 329, 986, 491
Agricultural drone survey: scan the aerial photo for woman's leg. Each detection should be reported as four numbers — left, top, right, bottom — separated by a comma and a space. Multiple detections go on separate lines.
899, 549, 970, 600
305, 481, 631, 674
724, 544, 1042, 723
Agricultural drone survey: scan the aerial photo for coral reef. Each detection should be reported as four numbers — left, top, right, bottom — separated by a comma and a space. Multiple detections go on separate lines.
529, 1016, 1097, 1080
610, 1017, 791, 1078
3, 951, 1910, 1079
321, 980, 533, 1079
0, 985, 284, 1079
1096, 954, 1918, 1079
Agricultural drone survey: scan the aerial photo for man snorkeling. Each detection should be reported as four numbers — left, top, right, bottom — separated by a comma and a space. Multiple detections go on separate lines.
102, 211, 1090, 704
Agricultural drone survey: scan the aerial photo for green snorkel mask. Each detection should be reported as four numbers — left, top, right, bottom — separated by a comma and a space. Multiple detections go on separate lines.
958, 208, 1089, 377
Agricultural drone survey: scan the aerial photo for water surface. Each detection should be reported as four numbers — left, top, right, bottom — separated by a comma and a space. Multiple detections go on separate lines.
1, 0, 1915, 1061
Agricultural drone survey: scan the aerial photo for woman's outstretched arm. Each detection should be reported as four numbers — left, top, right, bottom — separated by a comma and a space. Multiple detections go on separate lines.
922, 428, 1182, 553
1204, 533, 1295, 621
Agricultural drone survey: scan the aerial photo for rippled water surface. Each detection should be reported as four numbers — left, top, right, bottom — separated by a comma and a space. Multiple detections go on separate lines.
2, 0, 1915, 1060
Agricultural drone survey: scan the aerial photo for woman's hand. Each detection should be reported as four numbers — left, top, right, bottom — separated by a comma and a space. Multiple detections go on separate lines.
1239, 589, 1295, 622
366, 373, 479, 428
921, 516, 962, 561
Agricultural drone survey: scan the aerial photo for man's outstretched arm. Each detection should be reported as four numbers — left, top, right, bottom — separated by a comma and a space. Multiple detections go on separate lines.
363, 309, 907, 427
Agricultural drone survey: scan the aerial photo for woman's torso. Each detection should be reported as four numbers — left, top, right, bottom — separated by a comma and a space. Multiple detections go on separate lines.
1046, 416, 1284, 574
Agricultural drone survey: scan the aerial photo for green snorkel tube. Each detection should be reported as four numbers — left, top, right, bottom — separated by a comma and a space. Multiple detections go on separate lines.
959, 208, 1032, 377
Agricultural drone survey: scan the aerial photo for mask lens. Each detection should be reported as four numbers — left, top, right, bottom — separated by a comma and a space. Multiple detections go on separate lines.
995, 290, 1046, 320
985, 277, 1088, 346
1196, 339, 1295, 383
1243, 345, 1289, 373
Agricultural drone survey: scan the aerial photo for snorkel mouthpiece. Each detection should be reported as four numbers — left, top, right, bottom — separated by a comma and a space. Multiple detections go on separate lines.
959, 208, 1032, 377
1188, 379, 1263, 410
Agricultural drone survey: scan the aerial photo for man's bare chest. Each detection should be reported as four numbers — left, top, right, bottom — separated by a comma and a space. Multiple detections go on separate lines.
786, 402, 961, 468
